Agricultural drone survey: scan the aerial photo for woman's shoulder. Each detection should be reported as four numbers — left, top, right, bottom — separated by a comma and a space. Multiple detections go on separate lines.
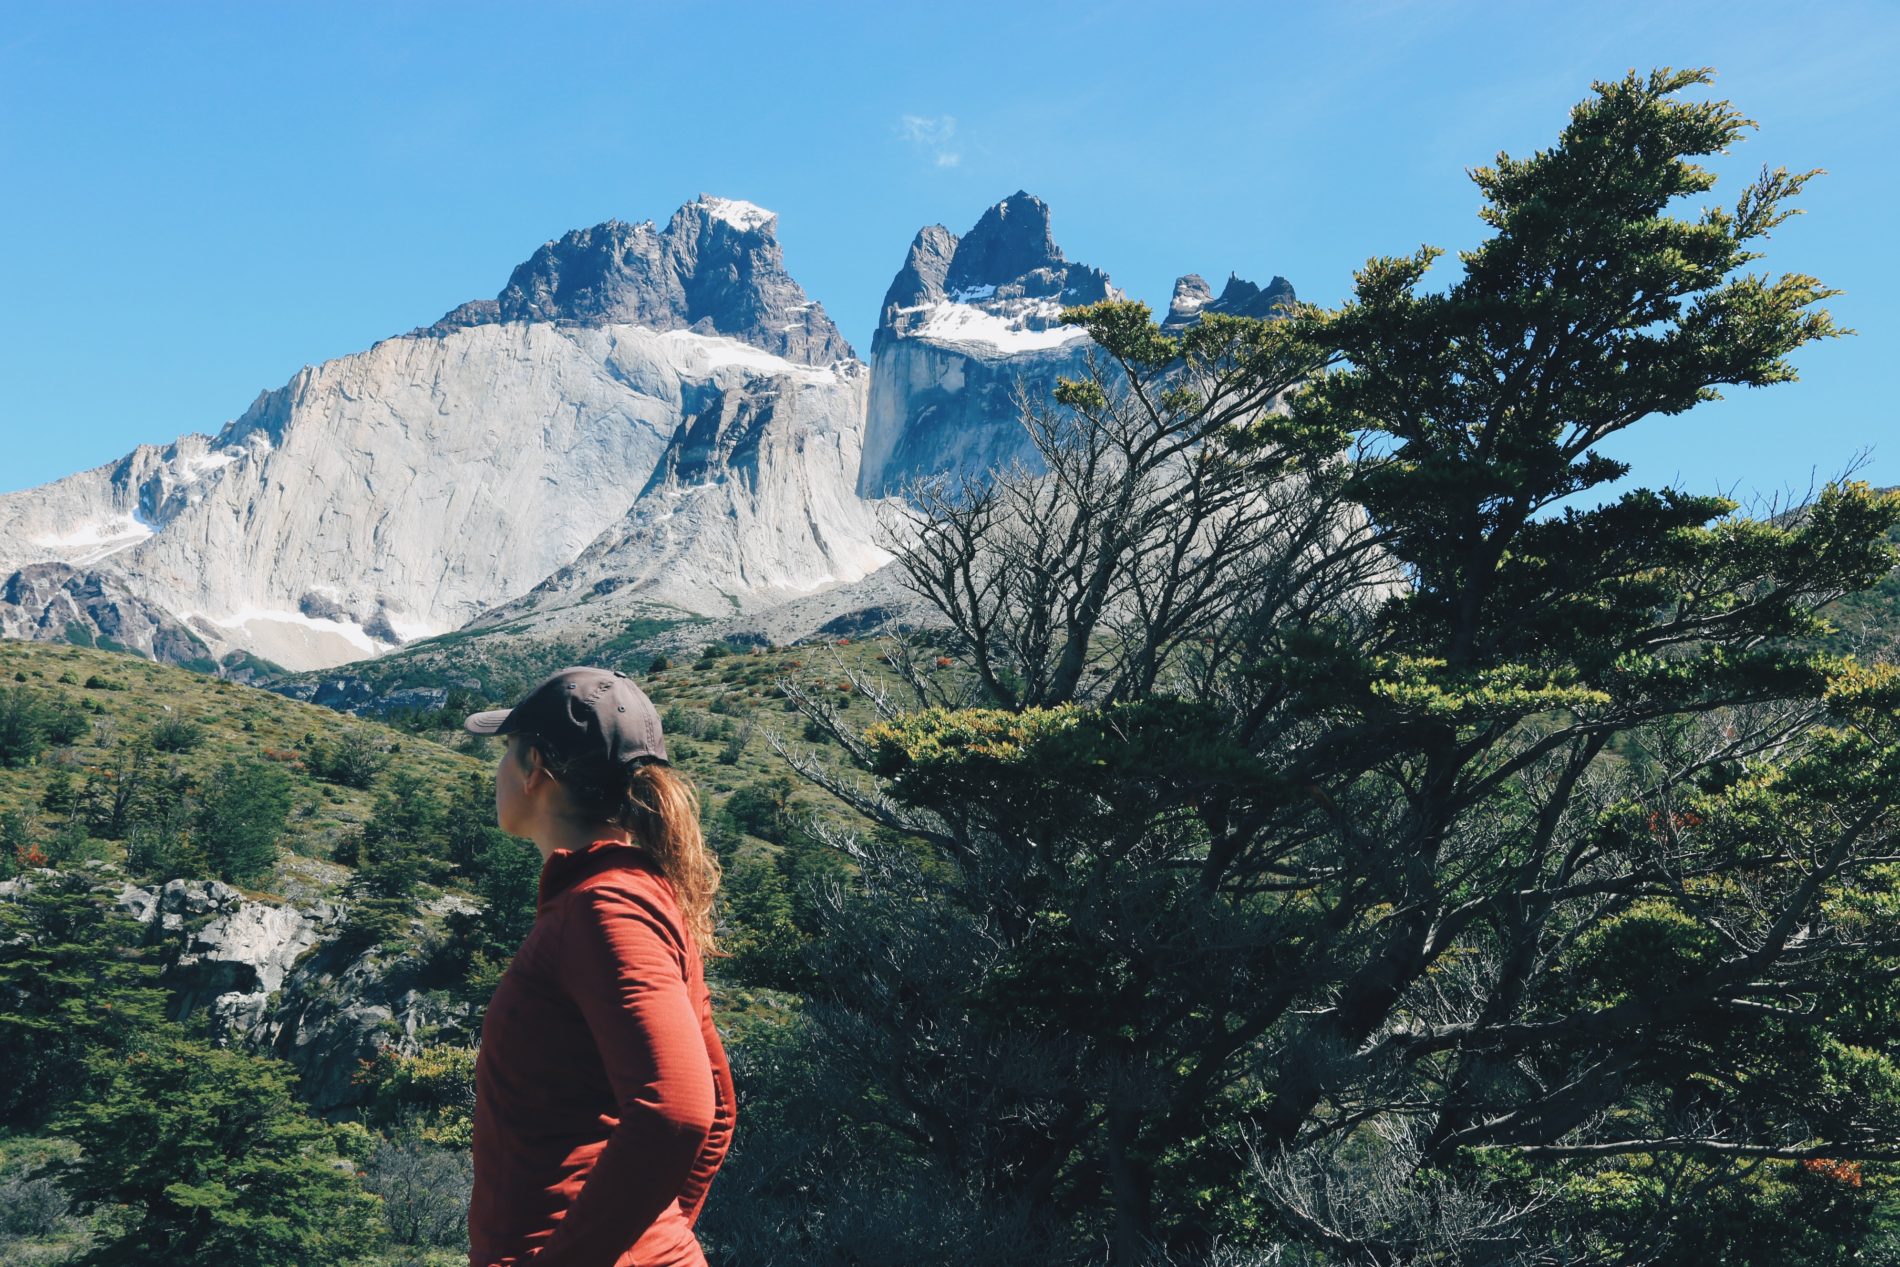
564, 849, 687, 934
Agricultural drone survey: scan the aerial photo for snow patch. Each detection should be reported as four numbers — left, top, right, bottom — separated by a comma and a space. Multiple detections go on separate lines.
188, 606, 397, 657
697, 196, 776, 233
907, 300, 1092, 355
948, 284, 996, 302
33, 511, 158, 565
654, 329, 841, 382
171, 450, 239, 485
376, 611, 440, 643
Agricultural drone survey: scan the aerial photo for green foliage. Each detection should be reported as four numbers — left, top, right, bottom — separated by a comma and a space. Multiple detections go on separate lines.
80, 735, 177, 839
351, 1044, 478, 1148
662, 703, 711, 739
0, 684, 48, 768
194, 755, 295, 884
0, 808, 34, 875
352, 769, 452, 898
125, 784, 208, 882
149, 713, 207, 753
305, 726, 391, 789
38, 767, 77, 817
42, 697, 91, 746
724, 776, 797, 844
0, 870, 173, 1132
44, 816, 103, 865
48, 1027, 386, 1266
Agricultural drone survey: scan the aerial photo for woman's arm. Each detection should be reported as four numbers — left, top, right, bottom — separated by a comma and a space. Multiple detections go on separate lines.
529, 883, 717, 1266
674, 988, 736, 1227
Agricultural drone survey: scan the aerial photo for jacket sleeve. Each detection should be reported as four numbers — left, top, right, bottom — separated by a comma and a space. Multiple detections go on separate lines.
673, 975, 736, 1228
529, 883, 717, 1267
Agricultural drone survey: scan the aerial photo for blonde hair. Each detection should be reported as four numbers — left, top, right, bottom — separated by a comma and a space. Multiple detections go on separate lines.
514, 736, 726, 958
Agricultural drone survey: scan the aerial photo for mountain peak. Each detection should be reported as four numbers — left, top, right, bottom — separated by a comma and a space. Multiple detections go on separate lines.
423, 198, 854, 366
943, 191, 1065, 295
878, 193, 1116, 339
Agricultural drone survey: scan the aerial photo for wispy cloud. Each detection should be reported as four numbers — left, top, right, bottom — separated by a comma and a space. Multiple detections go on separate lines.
898, 113, 962, 167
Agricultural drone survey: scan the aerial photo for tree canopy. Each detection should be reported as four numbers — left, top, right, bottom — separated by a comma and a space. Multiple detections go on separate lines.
741, 68, 1900, 1267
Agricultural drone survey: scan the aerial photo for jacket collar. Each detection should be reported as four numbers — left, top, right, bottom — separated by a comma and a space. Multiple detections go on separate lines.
535, 838, 659, 913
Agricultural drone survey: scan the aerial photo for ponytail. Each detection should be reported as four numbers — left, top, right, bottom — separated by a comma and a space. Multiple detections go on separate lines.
525, 740, 726, 959
614, 762, 724, 959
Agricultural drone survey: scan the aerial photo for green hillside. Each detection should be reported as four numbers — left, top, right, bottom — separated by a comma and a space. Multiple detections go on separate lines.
0, 632, 914, 1263
0, 631, 897, 894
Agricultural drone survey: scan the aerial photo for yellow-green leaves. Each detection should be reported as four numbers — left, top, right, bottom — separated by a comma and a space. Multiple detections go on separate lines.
1059, 298, 1179, 369
1366, 654, 1610, 722
1569, 898, 1722, 1008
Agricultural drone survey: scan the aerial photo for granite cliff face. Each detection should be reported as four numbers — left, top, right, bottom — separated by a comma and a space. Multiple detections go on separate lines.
0, 198, 875, 671
469, 354, 898, 627
859, 191, 1121, 497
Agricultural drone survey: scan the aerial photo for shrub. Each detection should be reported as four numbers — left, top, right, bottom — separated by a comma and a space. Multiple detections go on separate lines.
662, 704, 709, 740
362, 1129, 473, 1248
150, 714, 207, 753
0, 1168, 74, 1241
42, 700, 91, 746
307, 727, 390, 789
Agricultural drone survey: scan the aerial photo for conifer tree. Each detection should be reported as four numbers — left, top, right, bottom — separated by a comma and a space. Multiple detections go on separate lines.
50, 1027, 386, 1266
0, 870, 172, 1131
194, 754, 294, 885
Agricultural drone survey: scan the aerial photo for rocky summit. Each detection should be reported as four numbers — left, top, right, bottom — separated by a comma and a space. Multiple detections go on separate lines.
428, 195, 857, 367
1161, 271, 1298, 332
0, 193, 1294, 674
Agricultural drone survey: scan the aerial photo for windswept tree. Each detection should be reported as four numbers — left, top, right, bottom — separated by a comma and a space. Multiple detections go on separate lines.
750, 68, 1900, 1267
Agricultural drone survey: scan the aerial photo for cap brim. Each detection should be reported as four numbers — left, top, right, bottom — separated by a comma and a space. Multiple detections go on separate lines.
462, 709, 516, 735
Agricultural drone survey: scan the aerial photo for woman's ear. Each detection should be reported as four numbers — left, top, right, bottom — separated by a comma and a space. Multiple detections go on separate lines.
522, 742, 557, 794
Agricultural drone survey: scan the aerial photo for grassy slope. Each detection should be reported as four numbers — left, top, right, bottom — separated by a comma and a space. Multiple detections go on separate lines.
0, 633, 905, 904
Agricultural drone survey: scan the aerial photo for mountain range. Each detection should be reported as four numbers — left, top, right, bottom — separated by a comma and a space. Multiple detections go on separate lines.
0, 192, 1295, 680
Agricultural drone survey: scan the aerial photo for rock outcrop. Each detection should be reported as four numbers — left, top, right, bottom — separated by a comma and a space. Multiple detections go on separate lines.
0, 561, 215, 662
1161, 271, 1298, 331
5, 862, 470, 1113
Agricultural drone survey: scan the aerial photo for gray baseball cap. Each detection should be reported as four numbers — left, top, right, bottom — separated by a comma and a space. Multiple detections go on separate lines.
463, 666, 669, 767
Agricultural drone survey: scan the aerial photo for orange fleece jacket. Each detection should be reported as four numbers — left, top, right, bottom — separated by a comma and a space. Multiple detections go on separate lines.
469, 840, 736, 1267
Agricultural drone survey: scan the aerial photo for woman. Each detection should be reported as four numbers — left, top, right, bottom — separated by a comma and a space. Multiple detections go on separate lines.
462, 665, 735, 1267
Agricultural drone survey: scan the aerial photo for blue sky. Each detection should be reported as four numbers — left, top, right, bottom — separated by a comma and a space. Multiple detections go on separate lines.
2, 0, 1894, 504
